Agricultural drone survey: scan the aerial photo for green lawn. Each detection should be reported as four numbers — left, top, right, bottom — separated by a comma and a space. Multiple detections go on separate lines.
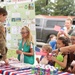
7, 50, 18, 58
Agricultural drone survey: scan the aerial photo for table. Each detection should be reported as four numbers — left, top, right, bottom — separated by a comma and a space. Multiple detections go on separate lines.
0, 60, 74, 75
0, 65, 74, 75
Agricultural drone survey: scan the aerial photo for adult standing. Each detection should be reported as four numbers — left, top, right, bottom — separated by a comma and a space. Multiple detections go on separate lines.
0, 8, 8, 64
57, 17, 73, 38
65, 17, 73, 34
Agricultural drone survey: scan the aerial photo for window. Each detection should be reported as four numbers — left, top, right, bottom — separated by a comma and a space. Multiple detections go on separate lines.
46, 20, 65, 28
46, 20, 57, 28
57, 21, 65, 28
35, 19, 41, 27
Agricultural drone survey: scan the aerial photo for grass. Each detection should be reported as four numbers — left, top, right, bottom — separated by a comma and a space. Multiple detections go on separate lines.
7, 50, 18, 59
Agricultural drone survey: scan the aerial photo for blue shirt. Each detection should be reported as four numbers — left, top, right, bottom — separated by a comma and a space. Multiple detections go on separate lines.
49, 40, 56, 50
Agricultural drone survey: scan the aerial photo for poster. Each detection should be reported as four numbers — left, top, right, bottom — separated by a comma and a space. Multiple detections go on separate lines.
0, 1, 35, 49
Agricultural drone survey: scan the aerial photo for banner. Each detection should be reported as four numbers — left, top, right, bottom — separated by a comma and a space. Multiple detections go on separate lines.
0, 1, 35, 49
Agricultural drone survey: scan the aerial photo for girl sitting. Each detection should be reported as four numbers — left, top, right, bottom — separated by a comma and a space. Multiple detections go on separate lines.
48, 37, 70, 71
36, 44, 53, 65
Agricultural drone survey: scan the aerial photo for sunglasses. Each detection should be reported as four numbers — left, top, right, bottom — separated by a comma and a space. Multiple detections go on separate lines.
20, 32, 28, 34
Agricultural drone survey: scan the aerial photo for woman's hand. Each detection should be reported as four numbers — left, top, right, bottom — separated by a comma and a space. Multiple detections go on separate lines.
52, 49, 59, 54
16, 50, 23, 54
57, 31, 63, 37
72, 66, 75, 73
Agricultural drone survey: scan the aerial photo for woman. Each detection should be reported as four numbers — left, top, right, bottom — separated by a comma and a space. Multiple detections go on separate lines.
65, 17, 73, 34
16, 26, 34, 64
57, 17, 73, 38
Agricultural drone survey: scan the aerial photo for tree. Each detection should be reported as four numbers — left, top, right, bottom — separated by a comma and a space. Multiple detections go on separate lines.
35, 0, 75, 16
35, 0, 53, 15
51, 0, 75, 16
35, 0, 47, 15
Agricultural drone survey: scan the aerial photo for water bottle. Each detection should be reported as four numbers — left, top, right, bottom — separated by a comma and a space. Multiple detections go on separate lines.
31, 67, 35, 74
20, 53, 24, 63
49, 66, 54, 75
45, 65, 50, 75
40, 68, 45, 75
52, 66, 58, 75
45, 69, 50, 75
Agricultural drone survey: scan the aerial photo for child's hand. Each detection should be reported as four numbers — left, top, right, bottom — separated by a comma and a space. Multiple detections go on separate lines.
52, 49, 59, 55
48, 55, 56, 62
50, 56, 56, 61
36, 58, 39, 63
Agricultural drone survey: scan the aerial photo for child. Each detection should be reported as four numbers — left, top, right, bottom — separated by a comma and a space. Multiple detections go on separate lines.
49, 34, 56, 41
48, 37, 70, 70
16, 26, 34, 64
36, 44, 53, 65
48, 34, 57, 50
0, 8, 8, 65
47, 34, 56, 43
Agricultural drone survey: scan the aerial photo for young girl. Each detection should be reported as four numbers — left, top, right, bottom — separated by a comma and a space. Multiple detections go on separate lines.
16, 26, 34, 64
48, 37, 70, 71
48, 34, 57, 50
36, 44, 53, 65
47, 34, 56, 43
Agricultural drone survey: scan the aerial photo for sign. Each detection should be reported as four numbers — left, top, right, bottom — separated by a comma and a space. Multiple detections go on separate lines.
0, 1, 35, 49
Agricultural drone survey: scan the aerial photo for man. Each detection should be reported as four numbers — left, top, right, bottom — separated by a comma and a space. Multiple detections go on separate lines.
0, 8, 8, 64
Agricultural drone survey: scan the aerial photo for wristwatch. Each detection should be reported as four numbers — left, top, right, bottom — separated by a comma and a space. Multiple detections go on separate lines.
58, 48, 60, 52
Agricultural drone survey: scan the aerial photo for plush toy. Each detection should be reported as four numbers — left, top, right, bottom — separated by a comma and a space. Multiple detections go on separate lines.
55, 54, 64, 70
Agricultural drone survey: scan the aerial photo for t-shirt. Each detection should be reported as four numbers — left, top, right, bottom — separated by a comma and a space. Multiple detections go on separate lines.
40, 56, 48, 65
40, 56, 54, 66
18, 40, 34, 64
49, 40, 56, 50
68, 29, 73, 35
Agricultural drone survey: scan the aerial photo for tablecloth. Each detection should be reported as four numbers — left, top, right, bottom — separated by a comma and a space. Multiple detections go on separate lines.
0, 60, 74, 75
0, 65, 74, 75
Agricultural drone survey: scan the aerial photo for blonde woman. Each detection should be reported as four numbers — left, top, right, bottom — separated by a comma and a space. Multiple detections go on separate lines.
57, 17, 73, 39
16, 26, 34, 64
